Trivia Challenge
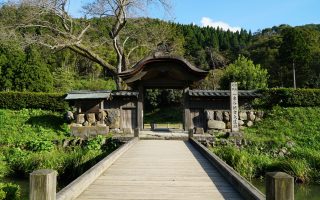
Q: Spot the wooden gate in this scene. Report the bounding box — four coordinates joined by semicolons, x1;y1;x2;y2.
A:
121;108;137;129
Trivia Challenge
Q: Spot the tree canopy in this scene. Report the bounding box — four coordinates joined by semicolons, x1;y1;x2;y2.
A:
219;55;269;90
0;2;319;91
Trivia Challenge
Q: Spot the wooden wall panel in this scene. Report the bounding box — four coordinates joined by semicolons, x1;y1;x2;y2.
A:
121;108;137;129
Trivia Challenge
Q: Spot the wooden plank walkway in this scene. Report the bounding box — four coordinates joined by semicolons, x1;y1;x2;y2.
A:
76;140;243;200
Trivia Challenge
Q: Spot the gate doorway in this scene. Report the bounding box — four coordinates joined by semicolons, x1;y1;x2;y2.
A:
143;89;183;131
119;55;208;131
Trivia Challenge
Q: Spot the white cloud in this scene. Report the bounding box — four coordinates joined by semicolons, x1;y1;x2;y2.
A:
201;17;241;32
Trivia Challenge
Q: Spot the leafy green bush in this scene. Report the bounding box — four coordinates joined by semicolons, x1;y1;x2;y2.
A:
3;147;101;179
0;190;5;200
255;88;320;107
2;138;122;182
0;153;9;178
26;140;54;152
86;135;105;150
213;146;255;180
0;92;68;111
219;55;269;90
0;183;21;200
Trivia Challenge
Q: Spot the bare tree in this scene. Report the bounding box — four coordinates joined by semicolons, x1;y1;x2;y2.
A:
1;0;171;89
205;47;227;69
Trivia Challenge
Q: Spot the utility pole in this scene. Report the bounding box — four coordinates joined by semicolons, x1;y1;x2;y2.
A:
293;61;296;89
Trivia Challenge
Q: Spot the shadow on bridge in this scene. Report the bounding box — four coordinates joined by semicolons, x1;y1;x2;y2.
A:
184;141;243;200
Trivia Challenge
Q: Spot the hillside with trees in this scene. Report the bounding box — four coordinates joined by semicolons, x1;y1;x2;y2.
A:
0;4;319;92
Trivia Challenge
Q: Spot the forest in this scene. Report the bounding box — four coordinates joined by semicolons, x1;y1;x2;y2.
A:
0;5;320;92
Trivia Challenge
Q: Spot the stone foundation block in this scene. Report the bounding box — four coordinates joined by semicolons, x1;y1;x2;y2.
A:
208;120;226;130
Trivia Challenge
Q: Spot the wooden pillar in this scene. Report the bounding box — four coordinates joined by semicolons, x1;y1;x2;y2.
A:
75;102;82;114
183;87;190;131
99;100;105;124
137;84;144;130
266;172;294;200
188;129;194;138
134;128;140;137
30;169;57;200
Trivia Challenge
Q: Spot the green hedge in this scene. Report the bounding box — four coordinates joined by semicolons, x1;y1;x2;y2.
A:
0;183;20;200
0;92;68;111
255;88;320;107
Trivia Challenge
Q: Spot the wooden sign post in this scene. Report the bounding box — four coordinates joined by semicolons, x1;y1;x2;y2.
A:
230;82;239;132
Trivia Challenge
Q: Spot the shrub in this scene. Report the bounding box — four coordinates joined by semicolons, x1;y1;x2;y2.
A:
0;153;9;178
219;55;269;90
26;140;55;152
267;159;311;183
3;138;122;181
0;190;5;200
0;92;68;111
255;88;320;108
213;146;255;180
0;183;21;200
86;135;104;151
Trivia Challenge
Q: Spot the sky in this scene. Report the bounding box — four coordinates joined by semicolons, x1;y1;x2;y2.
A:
68;0;320;32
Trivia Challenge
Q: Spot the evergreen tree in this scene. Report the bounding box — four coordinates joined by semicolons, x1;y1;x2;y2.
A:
14;46;53;92
0;41;25;91
279;27;312;87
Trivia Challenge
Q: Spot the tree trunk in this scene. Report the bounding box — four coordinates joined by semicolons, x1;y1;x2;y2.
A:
115;76;122;90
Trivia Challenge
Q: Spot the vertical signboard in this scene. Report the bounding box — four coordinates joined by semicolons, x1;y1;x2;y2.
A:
230;82;239;132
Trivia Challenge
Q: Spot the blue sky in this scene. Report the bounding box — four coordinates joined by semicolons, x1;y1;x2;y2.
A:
67;0;320;32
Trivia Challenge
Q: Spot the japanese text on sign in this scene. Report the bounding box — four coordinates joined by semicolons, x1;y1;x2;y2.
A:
230;82;239;132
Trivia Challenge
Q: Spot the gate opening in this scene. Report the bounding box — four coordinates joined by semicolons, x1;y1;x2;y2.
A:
144;89;183;131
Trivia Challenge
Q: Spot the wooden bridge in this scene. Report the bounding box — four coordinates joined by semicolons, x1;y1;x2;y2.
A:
76;140;242;200
31;135;296;200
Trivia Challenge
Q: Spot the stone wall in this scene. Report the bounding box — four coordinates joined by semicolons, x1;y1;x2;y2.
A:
71;126;109;139
72;110;121;127
205;110;264;132
69;109;122;138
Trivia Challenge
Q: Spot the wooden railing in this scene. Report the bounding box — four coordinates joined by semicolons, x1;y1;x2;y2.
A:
30;137;139;200
30;137;294;200
189;137;294;200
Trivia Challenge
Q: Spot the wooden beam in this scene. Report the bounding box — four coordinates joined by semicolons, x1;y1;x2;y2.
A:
183;88;191;131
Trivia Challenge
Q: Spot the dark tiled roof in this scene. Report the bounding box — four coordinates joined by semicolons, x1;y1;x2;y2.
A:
188;90;261;97
65;90;139;100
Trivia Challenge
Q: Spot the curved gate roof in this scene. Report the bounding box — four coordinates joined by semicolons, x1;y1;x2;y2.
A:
119;55;208;88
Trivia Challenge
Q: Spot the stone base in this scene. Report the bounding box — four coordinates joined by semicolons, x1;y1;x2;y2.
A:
194;127;204;134
226;131;243;138
71;126;109;139
208;120;226;130
123;128;133;134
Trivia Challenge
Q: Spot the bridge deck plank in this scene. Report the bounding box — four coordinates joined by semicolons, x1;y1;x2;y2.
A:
75;140;243;200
